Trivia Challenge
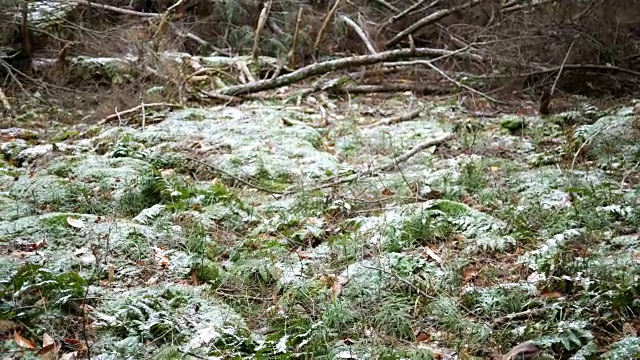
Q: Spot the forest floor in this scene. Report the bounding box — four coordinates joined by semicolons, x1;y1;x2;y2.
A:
1;91;640;359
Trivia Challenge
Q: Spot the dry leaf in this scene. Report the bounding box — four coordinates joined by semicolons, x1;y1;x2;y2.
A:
330;281;342;299
80;304;95;313
415;330;431;342
541;289;562;299
60;351;78;360
62;339;87;353
14;331;35;349
424;247;443;265
296;249;312;259
38;334;60;360
462;268;478;282
160;169;175;177
381;188;395;196
34;239;47;250
66;217;85;229
42;333;55;347
11;251;32;258
153;247;170;267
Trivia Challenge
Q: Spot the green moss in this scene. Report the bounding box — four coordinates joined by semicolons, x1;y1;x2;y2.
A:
51;130;80;142
500;116;526;133
305;133;323;150
432;199;471;217
40;214;77;238
252;168;294;192
184;112;205;121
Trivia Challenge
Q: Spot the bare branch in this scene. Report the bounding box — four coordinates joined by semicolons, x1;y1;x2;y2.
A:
386;0;487;48
218;47;482;96
341;15;378;54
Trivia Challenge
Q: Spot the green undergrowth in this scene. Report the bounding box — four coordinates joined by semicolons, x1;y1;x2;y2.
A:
2;101;640;358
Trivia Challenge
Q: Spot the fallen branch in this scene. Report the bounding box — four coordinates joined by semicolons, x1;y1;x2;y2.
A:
369;0;399;13
96;103;183;126
475;64;640;81
168;23;233;57
282;133;454;194
492;308;548;327
502;0;557;13
363;108;422;128
217;47;481;96
185;157;284;195
71;0;158;17
331;83;450;95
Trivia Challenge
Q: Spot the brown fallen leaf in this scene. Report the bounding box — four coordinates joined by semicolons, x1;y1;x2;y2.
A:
14;331;35;349
462;267;478;282
415;330;430;342
541;289;562;299
153;247;171;268
38;333;60;360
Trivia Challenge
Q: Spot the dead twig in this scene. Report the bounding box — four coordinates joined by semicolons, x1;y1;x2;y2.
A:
252;0;273;60
422;60;510;105
185;157;284;195
332;83;449;95
287;7;304;68
314;0;342;58
549;40;575;99
96;103;183;127
282;133;454;194
383;0;439;30
386;0;487;48
492;308;548;327
360;264;435;299
363;108;422;127
71;0;158;17
340;15;378;54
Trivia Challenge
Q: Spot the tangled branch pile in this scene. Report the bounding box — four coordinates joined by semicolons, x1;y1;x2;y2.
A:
1;0;640;115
